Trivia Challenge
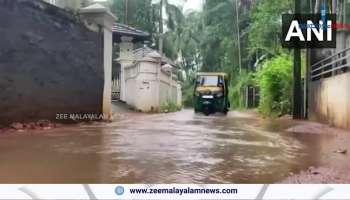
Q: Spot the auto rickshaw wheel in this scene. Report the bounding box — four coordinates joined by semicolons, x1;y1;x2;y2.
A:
194;108;199;113
203;108;210;116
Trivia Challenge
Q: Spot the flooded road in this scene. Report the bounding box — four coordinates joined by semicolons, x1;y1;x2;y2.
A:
0;107;342;183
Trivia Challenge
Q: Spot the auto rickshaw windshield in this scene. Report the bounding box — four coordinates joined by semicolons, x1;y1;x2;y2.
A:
197;75;221;86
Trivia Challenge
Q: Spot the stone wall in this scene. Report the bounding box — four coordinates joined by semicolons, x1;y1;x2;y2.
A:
0;0;104;125
309;72;350;129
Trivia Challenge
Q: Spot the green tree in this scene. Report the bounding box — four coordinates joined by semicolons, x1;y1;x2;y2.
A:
247;0;292;56
111;0;155;34
110;0;185;60
255;54;293;116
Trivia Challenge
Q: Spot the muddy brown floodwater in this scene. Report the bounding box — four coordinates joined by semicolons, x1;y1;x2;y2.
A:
0;107;348;183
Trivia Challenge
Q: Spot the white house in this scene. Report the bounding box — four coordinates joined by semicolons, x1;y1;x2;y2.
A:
112;25;181;112
120;47;182;112
111;23;150;102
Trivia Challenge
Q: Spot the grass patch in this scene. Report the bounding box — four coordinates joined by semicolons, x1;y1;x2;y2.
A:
160;101;182;113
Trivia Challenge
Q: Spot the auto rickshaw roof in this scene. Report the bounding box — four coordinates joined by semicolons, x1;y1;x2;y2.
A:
196;72;228;77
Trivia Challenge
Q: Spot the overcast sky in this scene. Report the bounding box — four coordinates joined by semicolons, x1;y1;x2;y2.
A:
167;0;203;13
95;0;203;14
183;0;203;12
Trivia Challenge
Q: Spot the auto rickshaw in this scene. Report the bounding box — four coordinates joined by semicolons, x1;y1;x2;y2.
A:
193;72;230;115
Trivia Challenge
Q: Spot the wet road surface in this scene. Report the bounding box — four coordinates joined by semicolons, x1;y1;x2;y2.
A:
0;107;343;183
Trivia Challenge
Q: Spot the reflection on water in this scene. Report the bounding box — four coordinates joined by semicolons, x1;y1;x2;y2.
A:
0;109;336;183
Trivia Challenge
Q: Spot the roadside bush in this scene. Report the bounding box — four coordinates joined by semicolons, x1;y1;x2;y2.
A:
228;71;255;109
255;54;292;116
182;85;194;107
160;101;181;113
181;76;196;107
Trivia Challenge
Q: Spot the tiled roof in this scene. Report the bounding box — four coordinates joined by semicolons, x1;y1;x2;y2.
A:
112;23;150;42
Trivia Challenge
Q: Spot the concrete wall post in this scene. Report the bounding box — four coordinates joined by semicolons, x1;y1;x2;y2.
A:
79;4;117;120
119;36;134;102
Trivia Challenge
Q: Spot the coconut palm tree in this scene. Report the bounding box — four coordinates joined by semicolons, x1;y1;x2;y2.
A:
157;0;186;56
